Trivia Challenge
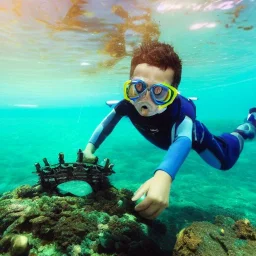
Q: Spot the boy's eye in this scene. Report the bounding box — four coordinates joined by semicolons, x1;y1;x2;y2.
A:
135;82;144;92
153;86;163;95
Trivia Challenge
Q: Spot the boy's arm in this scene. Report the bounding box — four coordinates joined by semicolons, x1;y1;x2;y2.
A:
132;116;193;219
155;116;193;180
83;109;123;161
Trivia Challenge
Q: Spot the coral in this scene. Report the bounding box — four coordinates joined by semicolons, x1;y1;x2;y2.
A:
173;216;256;256
174;227;201;255
1;185;256;255
234;219;256;240
0;185;167;255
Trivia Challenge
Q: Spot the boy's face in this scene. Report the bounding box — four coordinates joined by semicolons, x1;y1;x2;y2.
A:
131;63;175;117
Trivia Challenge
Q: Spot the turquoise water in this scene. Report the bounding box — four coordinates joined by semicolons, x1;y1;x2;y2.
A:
0;0;256;244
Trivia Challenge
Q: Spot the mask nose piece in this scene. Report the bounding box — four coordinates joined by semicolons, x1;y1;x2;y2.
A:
141;88;151;100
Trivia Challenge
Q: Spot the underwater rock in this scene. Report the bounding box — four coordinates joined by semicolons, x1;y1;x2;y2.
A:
234;219;256;240
0;185;168;256
11;235;30;256
173;215;256;256
0;234;30;256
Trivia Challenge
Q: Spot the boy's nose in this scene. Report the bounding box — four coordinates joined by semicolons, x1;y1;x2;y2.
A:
141;89;151;100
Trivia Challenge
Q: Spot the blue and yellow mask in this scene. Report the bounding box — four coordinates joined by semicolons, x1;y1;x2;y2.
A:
123;79;178;109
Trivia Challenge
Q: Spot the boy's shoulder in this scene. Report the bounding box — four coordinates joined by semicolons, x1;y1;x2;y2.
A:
170;95;197;122
113;99;132;116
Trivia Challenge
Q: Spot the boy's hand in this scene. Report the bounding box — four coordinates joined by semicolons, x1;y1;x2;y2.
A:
82;151;97;163
83;143;97;163
132;170;172;220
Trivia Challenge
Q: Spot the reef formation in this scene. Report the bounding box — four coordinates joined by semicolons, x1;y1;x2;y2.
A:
0;185;168;256
0;185;255;255
173;215;256;256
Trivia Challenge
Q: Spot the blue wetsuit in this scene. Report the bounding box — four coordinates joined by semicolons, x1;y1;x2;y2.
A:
88;95;241;180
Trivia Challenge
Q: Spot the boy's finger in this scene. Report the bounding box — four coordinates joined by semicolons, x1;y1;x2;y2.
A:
133;184;143;196
131;192;143;201
132;186;147;201
134;197;152;211
83;156;98;164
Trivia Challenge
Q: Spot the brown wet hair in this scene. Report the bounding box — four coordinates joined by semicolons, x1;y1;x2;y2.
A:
130;41;182;88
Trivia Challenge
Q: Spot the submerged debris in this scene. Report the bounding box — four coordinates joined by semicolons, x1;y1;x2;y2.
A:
238;25;253;31
34;150;115;194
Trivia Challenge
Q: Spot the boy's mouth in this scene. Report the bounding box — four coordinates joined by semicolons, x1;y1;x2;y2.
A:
140;105;149;116
134;101;158;116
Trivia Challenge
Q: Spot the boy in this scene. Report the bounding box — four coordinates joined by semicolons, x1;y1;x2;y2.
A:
83;41;256;220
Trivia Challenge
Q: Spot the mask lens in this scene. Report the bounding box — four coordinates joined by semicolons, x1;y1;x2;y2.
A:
127;81;146;99
127;84;138;98
152;86;170;102
134;82;144;93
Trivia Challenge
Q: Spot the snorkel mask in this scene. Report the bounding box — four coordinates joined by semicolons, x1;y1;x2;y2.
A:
123;79;179;116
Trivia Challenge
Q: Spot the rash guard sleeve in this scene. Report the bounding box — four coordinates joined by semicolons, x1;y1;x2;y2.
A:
89;109;123;148
154;116;193;180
